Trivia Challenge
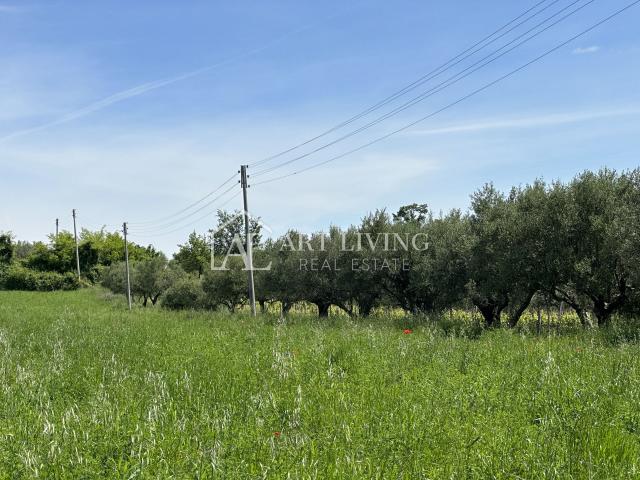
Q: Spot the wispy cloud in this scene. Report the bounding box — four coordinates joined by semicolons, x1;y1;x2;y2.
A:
407;109;640;137
572;46;601;55
0;4;21;13
0;67;216;145
0;9;350;146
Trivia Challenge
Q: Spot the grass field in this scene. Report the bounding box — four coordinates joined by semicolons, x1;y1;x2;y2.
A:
1;290;640;478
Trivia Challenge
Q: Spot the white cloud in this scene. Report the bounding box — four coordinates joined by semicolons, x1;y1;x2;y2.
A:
0;116;442;253
572;46;601;55
407;109;640;137
0;5;22;13
0;13;339;145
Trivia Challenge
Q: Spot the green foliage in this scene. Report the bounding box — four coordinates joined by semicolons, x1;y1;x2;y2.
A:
80;228;158;266
393;202;429;224
0;232;13;265
132;256;179;306
24;233;77;273
21;229;156;285
211;209;262;254
161;276;203;310
0;264;79;291
201;257;247;311
5;168;640;324
253;234;304;315
236;169;640;325
173;210;264;278
12;240;36;260
102;257;182;307
558;169;637;326
101;261;127;295
173;231;209;277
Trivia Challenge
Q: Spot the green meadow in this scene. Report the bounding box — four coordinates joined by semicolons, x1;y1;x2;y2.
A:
1;289;639;479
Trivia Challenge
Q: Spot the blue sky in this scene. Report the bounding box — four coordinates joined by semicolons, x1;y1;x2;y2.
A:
1;0;639;253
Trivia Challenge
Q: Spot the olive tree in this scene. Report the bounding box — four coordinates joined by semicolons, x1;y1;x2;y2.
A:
132;255;179;306
553;170;638;326
201;256;248;312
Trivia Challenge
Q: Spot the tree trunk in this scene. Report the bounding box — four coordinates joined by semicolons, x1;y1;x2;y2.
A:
508;291;535;328
562;301;592;328
593;299;613;327
477;303;501;328
359;301;374;317
337;303;355;317
316;302;330;318
551;289;592;328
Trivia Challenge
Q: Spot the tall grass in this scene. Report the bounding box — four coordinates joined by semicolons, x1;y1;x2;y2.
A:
0;289;639;478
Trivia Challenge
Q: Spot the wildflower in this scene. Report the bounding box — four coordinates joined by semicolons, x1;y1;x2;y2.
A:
273;431;281;438
403;329;413;334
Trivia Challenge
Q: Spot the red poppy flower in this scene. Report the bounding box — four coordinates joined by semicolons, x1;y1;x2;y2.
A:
273;431;281;438
403;329;413;334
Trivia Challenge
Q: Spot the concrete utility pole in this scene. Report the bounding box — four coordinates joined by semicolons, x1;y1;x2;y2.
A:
123;222;132;311
72;209;81;280
240;165;257;317
55;218;59;239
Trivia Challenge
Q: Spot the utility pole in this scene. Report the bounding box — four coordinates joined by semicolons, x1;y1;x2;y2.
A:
55;218;59;239
240;165;257;316
72;209;81;280
123;222;132;311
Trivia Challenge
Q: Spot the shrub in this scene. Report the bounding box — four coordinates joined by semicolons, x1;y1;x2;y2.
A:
0;265;80;291
132;256;178;306
201;258;247;312
101;262;127;294
161;277;203;310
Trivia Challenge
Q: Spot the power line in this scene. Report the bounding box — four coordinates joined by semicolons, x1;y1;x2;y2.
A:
60;0;573;235
128;182;238;233
109;0;568;232
252;0;640;187
73;175;238;233
128;190;242;239
127;172;237;226
251;0;595;178
248;0;561;169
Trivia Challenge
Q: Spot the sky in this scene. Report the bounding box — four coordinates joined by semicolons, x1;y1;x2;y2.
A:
1;0;639;253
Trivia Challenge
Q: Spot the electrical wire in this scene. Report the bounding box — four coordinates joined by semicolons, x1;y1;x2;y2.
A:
65;5;363;233
80;0;568;232
119;0;563;231
251;0;595;178
252;0;640;186
248;0;560;169
127;172;237;226
128;181;238;233
128;190;242;239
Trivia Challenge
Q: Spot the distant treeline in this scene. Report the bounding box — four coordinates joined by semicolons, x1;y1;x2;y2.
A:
3;168;639;328
101;168;639;328
0;229;158;291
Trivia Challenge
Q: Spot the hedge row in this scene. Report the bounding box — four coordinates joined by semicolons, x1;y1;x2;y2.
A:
0;265;80;292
